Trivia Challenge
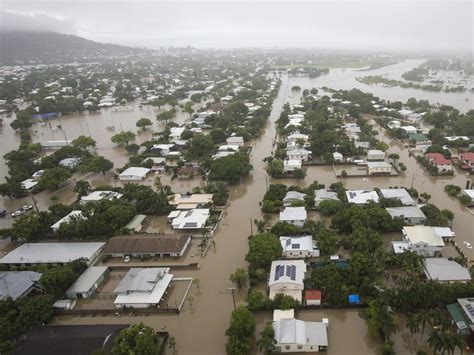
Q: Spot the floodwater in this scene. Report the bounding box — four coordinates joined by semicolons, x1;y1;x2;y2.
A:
292;59;473;113
2;60;473;354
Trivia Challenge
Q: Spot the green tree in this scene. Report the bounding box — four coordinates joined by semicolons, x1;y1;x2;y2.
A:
38;167;71;189
209;154;252;183
246;233;282;269
225;306;256;355
247;289;269;311
365;298;397;341
8;212;53;242
112;323;160;355
318;199;344;216
183;101;194;117
71;135;96;151
229;268;249;289
111;131;136;146
210;129;227;144
78;156;114;175
420;192;431;203
74;180;92;198
156;109;175;123
40;265;76;298
136;117;152;129
0;179;26;199
189;135;215;159
273;293;299;310
388;153;400;163
257;323;276;354
314;229;339;255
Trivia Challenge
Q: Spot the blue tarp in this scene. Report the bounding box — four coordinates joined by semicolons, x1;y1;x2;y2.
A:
32;112;59;120
348;294;360;304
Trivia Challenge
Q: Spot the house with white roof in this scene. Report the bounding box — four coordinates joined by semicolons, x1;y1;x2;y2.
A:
385;207;427;225
268;260;306;303
280;236;319;259
51;210;85;232
284;159;302;172
168;193;213;210
213;151;236;160
151;144;175;156
279;207;307;227
424;258;471;283
403;226;445;257
346;190;380;205
366;161;392;175
379;188;416;206
387;120;401;129
462;190;474;206
0;242;105;266
400;126;418;135
332;152;343;162
283;191;306;207
226;136;244;147
114;268;173;308
367;150;385;161
169;127;185;140
287;148;311;161
218;145;240;152
273;316;328;353
119;167;151;181
168;209;210;229
66;266;109;299
21;178;38;191
80;191;123;204
314;189;339;208
59;157;81;169
287;133;309;145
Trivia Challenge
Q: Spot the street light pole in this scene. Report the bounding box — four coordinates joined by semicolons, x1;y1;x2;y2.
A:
228;287;236;310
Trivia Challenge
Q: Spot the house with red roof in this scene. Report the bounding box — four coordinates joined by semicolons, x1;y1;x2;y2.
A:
425;153;453;172
459;152;474;171
305;290;322;306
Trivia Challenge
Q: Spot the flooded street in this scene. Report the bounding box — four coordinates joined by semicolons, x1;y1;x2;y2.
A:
2;63;473;354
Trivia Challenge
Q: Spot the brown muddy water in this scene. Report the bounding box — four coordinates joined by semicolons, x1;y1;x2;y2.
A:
1;65;473;354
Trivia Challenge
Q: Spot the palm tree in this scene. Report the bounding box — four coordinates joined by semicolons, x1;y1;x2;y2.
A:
427;330;446;354
257;323;276;354
406;314;420;335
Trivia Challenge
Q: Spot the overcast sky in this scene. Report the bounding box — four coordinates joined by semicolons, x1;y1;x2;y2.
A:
1;0;472;52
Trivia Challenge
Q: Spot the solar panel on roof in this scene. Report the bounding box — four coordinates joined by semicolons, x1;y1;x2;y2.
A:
286;239;291;246
274;265;281;281
183;222;198;228
292;244;300;249
349;192;356;199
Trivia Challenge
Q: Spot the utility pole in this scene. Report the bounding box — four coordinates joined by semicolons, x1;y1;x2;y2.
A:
411;170;417;189
228;287;236;310
30;194;39;213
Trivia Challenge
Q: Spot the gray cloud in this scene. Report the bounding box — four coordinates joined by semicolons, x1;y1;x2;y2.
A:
1;1;472;52
0;11;77;34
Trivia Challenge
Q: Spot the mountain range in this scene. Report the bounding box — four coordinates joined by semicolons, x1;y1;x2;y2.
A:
0;31;146;65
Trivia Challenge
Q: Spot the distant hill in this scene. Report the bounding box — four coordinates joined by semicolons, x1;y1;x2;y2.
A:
0;31;146;65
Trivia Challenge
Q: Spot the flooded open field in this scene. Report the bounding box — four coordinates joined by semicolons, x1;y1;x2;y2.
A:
2;60;473;354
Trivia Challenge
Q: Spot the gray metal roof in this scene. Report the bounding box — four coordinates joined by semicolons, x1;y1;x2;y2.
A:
114;268;170;294
66;266;108;294
0;271;42;301
385;206;426;219
424;258;472;282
